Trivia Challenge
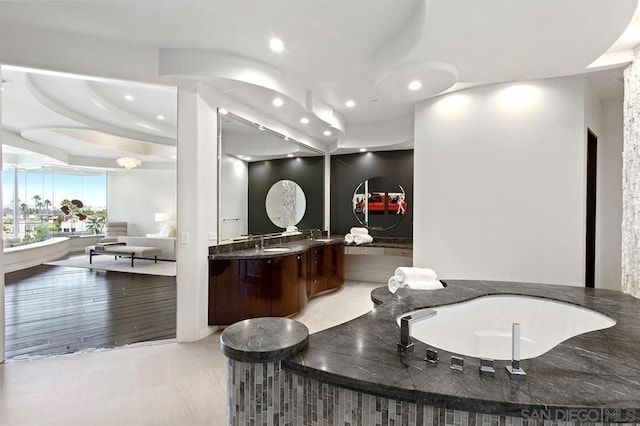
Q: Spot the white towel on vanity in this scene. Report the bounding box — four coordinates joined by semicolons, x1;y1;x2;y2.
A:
405;280;444;290
350;227;369;235
344;233;355;244
394;267;438;284
354;234;373;245
388;276;402;294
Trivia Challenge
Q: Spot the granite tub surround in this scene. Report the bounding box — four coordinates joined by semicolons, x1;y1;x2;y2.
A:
284;281;640;422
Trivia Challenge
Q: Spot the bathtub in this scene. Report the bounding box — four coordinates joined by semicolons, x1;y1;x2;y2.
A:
398;294;616;360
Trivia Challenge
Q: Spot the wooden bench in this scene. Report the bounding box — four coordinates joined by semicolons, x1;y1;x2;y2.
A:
87;245;162;267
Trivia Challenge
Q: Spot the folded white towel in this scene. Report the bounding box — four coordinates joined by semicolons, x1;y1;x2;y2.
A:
405;280;444;290
350;227;369;235
286;225;298;232
394;267;438;284
354;234;373;245
388;276;401;294
344;233;354;244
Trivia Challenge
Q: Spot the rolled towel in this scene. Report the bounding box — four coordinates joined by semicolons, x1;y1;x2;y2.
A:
354;234;373;245
344;233;355;244
286;225;298;232
388;276;401;294
394;267;437;284
405;280;444;290
350;227;369;235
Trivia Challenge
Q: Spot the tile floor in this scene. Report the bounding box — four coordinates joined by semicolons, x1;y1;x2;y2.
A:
0;281;380;426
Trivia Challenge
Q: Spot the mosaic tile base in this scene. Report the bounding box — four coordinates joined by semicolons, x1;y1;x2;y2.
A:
227;359;635;426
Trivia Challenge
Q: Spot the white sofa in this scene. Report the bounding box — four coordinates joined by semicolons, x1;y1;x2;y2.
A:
116;236;176;261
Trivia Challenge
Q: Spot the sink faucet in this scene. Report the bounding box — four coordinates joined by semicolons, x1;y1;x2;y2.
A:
309;229;315;240
260;235;265;249
397;309;437;353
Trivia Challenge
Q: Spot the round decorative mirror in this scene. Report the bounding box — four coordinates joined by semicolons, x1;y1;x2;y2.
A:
265;180;306;228
353;177;406;231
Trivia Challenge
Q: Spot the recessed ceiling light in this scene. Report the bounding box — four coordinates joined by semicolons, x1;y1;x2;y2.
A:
272;97;284;107
284;136;290;141
258;125;265;131
300;117;309;124
408;81;422;91
156;115;165;121
270;38;284;53
287;154;294;158
323;130;332;136
124;94;134;101
359;148;367;152
345;100;355;108
219;108;228;115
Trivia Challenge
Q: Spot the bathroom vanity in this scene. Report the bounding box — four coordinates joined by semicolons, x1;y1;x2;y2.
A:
208;238;343;325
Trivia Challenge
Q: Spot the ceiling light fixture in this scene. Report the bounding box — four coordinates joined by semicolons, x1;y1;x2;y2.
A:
287;154;294;158
258;125;265;131
124;94;134;101
270;38;284;52
359;148;367;152
300;117;309;124
323;130;332;136
346;100;355;108
219;108;228;115
273;97;284;107
116;157;142;169
156;115;165;120
408;80;422;91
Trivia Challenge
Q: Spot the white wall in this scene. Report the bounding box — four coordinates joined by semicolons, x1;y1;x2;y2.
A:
219;152;248;242
598;97;624;290
108;169;177;236
414;77;587;286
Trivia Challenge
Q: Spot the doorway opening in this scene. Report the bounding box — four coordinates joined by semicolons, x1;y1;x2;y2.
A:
585;129;597;288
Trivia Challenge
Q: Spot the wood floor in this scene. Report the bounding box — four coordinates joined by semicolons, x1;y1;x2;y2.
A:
4;259;176;360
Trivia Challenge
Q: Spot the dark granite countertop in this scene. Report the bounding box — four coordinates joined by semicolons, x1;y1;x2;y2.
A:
209;237;343;260
284;280;640;419
209;236;413;260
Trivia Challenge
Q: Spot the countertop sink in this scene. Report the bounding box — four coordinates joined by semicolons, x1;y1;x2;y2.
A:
262;247;293;252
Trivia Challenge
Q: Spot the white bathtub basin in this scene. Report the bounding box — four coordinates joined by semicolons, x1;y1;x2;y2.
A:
398;295;616;360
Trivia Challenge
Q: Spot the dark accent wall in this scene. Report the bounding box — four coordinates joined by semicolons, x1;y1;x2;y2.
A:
330;150;413;238
248;156;324;235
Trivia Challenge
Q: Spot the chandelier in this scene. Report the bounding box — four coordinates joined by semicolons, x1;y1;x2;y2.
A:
116;157;142;169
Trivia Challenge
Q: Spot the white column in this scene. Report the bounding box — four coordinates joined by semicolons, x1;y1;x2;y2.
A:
0;71;5;362
622;49;640;298
175;83;218;341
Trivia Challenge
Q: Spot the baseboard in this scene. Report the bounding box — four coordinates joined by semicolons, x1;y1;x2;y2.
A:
200;326;218;339
343;270;390;284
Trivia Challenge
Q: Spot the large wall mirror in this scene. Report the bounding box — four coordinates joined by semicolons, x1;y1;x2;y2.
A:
217;111;324;243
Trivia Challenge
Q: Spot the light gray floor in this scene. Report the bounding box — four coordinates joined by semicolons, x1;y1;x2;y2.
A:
0;281;380;426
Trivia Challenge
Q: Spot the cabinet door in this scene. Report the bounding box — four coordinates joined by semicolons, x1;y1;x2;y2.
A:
237;258;273;320
271;255;299;317
209;259;240;325
308;246;327;297
326;243;344;291
297;251;309;310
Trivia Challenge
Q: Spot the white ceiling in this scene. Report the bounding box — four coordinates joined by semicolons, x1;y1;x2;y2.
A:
0;0;638;168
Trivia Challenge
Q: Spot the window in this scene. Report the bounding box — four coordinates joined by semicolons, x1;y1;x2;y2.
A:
2;165;107;248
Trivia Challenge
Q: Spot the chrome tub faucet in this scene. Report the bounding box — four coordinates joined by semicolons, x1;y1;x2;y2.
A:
397;309;437;353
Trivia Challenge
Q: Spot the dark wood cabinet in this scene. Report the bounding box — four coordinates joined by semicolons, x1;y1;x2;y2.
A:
271;255;299;317
208;242;344;326
308;246;327;298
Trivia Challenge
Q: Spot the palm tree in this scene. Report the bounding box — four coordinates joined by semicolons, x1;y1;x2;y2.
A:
32;195;42;214
44;199;52;214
